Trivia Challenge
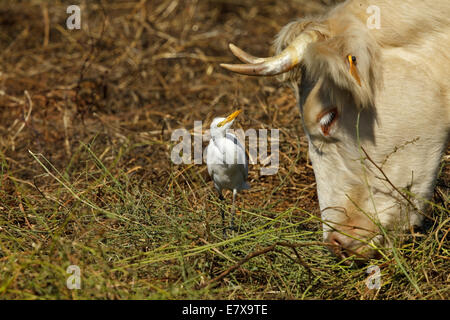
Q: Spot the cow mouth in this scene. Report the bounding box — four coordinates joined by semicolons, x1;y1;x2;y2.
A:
330;242;381;265
326;232;384;265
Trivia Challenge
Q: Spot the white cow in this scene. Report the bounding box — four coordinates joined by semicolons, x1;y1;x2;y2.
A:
221;0;450;261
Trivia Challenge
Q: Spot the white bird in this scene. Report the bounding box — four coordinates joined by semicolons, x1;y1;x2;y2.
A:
206;109;250;234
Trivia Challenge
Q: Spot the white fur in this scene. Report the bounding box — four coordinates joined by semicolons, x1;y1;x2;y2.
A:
273;0;450;256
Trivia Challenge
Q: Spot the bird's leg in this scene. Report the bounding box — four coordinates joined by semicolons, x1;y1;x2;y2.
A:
231;189;237;231
218;193;226;237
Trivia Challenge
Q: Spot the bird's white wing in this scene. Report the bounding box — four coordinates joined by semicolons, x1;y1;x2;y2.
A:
206;140;217;178
225;132;249;183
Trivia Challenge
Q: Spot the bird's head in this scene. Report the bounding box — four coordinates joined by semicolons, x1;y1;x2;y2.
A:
210;110;242;137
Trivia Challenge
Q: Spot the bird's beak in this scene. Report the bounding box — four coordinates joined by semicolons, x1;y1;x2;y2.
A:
217;109;242;127
347;55;361;87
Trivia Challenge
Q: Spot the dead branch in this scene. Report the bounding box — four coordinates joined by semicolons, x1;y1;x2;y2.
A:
200;241;332;288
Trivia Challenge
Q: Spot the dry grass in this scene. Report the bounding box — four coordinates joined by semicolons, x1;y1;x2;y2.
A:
0;0;448;299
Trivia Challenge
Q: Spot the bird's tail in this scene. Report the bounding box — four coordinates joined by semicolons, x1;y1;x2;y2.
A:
242;182;251;190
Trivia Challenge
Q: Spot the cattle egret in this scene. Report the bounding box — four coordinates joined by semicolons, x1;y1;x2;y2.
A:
206;109;250;234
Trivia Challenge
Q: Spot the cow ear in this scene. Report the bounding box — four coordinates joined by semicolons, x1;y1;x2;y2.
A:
303;22;382;109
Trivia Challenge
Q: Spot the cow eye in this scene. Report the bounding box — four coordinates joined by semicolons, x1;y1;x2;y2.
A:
318;108;338;136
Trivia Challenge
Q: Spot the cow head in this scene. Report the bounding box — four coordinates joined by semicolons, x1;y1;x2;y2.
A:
221;7;449;262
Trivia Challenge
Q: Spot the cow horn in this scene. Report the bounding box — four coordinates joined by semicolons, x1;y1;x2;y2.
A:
228;43;266;64
221;31;320;76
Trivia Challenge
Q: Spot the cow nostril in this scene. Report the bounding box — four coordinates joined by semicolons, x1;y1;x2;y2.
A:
327;232;343;247
327;232;353;259
330;237;342;247
327;232;344;256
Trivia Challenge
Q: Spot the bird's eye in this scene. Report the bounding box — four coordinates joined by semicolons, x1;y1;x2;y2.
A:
317;108;338;136
352;55;356;63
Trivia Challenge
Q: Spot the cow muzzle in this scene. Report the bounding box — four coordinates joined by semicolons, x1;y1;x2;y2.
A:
325;230;382;264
